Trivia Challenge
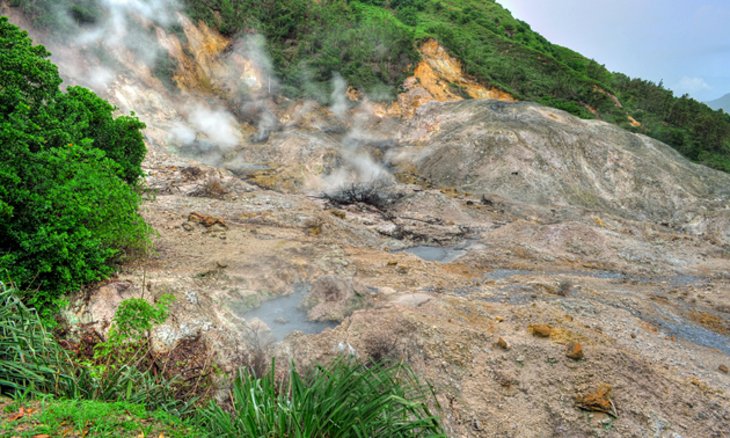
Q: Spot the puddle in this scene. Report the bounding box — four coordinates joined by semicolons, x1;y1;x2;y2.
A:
485;269;536;280
396;241;477;263
400;246;466;262
236;285;335;342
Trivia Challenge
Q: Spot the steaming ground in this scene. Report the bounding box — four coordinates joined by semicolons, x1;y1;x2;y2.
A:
9;0;392;193
5;4;730;437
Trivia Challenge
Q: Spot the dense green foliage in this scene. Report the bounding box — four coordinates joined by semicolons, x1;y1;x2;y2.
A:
0;17;148;314
0;285;200;435
198;359;445;437
185;0;417;99
8;0;100;30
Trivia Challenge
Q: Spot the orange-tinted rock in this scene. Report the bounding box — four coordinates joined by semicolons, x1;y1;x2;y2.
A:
566;342;584;360
395;39;515;118
496;337;510;350
188;211;227;228
576;383;616;416
719;364;729;374
529;324;552;338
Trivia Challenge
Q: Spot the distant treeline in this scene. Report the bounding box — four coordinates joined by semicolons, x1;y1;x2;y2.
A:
10;0;730;172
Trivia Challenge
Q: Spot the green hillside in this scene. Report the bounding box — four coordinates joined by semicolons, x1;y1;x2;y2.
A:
9;0;730;172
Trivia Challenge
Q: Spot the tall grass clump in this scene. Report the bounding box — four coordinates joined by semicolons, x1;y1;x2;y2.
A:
0;284;188;414
0;283;77;396
198;358;445;437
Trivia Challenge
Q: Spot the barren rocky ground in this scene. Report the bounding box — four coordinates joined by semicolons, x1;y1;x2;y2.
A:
71;98;730;437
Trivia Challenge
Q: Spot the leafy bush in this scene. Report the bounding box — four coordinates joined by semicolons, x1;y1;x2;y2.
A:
197;358;445;437
0;17;149;315
94;294;175;364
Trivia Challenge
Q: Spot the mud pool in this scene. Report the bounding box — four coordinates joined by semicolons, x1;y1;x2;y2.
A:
238;285;336;342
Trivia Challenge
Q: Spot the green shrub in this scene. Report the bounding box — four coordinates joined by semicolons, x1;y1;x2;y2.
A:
94;294;175;364
0;17;149;315
197;358;445;437
52;87;147;185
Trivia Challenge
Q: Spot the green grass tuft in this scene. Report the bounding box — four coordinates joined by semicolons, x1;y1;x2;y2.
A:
198;358;446;437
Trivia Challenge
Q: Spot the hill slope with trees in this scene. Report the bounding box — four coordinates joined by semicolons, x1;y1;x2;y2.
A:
183;0;730;172
8;0;730;172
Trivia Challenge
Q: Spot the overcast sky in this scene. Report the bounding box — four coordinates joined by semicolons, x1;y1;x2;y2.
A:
496;0;730;102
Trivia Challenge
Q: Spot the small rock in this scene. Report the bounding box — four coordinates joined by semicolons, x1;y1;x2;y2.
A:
576;383;616;417
188;211;227;228
306;223;322;236
495;337;510;350
392;293;431;308
182;222;194;232
516;356;525;364
630;332;637;339
530;324;552;337
184;291;199;305
566;342;584;360
480;196;494;206
719;364;729;374
330;209;346;219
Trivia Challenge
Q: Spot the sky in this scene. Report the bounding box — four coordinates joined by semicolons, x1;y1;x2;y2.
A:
496;0;730;102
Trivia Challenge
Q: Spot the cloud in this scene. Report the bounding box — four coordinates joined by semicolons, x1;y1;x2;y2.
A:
676;76;711;95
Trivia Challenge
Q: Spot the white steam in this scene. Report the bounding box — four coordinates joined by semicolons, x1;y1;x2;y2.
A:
186;103;242;151
231;34;280;142
14;0;397;188
330;73;349;121
321;76;394;191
